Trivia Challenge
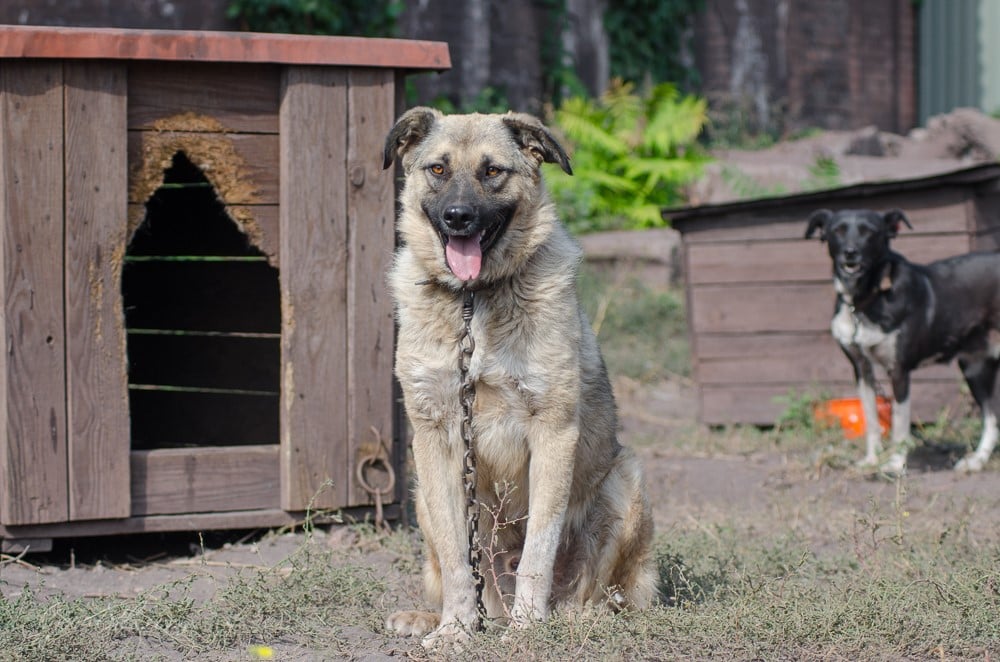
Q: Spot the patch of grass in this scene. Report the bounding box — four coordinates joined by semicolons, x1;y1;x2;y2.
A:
453;519;999;660
577;265;689;382
0;532;389;660
802;154;842;191
1;481;997;660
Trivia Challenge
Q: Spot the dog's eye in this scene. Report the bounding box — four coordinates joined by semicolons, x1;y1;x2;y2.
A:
429;164;446;176
485;166;502;178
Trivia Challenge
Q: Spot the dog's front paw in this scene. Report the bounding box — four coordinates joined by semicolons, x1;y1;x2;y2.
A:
510;600;547;628
954;453;986;473
878;453;907;479
385;610;440;638
422;620;473;652
856;454;880;470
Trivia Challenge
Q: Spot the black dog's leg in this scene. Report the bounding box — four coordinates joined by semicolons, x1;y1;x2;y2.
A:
845;348;883;467
881;370;911;476
956;357;1000;472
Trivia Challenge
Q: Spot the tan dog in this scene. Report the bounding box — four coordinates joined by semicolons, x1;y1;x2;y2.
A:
381;107;656;648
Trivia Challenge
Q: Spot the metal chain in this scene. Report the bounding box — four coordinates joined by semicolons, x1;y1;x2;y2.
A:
457;288;486;627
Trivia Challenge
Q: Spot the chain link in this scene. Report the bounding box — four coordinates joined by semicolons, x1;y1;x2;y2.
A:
457;288;486;627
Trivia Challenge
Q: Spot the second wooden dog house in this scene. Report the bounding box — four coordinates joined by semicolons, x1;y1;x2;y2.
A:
0;26;449;550
668;164;1000;425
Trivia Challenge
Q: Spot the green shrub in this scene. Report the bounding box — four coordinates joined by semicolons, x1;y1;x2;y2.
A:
544;80;709;233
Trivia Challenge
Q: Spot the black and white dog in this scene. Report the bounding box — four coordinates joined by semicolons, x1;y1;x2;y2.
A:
806;208;1000;475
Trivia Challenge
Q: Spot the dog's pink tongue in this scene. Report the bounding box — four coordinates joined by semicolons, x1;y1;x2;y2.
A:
445;235;482;281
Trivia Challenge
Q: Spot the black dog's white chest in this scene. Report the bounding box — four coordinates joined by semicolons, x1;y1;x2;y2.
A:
831;303;899;367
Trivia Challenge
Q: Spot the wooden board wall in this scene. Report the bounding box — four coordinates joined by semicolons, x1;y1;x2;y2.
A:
0;62;69;525
64;62;131;521
278;67;398;512
126;62;281;260
0;59;400;526
279;67;351;512
345;69;396;508
677;188;994;425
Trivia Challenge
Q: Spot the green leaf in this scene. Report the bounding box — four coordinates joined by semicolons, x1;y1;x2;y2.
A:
547;79;712;234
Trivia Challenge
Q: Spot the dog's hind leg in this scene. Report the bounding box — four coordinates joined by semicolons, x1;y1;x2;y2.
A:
955;357;1000;472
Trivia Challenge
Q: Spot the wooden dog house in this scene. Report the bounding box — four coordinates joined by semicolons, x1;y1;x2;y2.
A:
668;164;1000;425
0;26;449;550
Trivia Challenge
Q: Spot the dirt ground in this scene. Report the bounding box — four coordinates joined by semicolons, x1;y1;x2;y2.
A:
692;107;1000;205
2;374;998;660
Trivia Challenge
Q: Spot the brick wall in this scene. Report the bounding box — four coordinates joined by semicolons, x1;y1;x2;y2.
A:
1;0;235;30
694;0;917;134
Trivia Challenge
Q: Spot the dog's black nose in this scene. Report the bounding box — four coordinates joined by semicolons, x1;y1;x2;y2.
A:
442;205;477;232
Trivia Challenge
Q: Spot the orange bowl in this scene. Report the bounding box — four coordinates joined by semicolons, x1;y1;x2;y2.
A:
813;396;891;439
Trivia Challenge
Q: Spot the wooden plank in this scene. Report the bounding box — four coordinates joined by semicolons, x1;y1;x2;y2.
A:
279;67;349;511
130;446;280;516
0;61;68;525
690;283;833;334
346;69;397;508
128;389;279;450
677;192;969;243
0;504;399;540
127;333;280;391
127;131;279;205
687;233;971;285
64;62;131;521
122;260;281;333
699;377;971;426
128;62;280;133
0;25;451;71
696;333;956;384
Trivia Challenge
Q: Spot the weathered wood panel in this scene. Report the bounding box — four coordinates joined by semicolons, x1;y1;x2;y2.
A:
128;62;280;133
346;69;396;508
279;67;349;511
696;332;957;385
700;377;970;425
229;204;279;267
64;62;131;522
686;233;971;285
971;194;1000;250
0;504;398;540
127;131;279;204
130;446;280;515
0;62;69;525
675;192;969;243
690;283;832;334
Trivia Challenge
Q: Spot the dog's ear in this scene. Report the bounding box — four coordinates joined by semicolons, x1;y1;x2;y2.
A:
883;208;912;237
502;112;573;175
382;107;441;170
805;209;833;241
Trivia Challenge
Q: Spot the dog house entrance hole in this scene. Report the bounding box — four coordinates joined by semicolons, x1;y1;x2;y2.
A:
123;152;280;450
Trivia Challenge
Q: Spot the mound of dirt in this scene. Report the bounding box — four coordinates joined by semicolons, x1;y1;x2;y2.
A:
691;107;1000;205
